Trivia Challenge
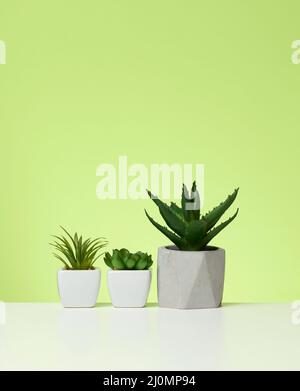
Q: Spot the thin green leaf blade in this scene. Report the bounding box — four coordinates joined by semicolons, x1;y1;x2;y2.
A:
198;208;239;249
147;190;186;236
203;188;239;230
145;209;186;249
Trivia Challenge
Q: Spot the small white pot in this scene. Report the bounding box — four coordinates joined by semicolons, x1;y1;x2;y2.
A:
107;270;151;308
57;269;101;308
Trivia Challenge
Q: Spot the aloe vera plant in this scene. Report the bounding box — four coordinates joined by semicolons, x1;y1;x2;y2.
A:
104;248;153;270
50;226;107;270
145;182;239;251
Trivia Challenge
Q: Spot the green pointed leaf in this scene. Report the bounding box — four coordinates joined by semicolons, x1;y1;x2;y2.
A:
198;208;239;249
111;257;126;270
146;255;153;268
181;182;200;221
125;257;136;269
136;257;147;270
51;241;77;268
60;226;76;249
185;220;207;245
145;209;186;249
147;259;153;268
170;202;184;220
190;181;200;220
119;248;130;261
181;184;190;221
111;250;126;270
203;188;239;230
52;235;76;262
147;190;186;236
52;253;70;269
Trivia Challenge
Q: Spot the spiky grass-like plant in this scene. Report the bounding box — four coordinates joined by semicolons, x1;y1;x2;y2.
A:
50;226;107;270
145;182;239;251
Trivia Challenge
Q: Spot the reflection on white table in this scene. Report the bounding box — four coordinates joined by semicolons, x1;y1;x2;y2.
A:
0;303;299;370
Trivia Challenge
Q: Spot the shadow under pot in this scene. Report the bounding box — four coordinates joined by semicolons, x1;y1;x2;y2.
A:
107;270;151;308
57;269;101;308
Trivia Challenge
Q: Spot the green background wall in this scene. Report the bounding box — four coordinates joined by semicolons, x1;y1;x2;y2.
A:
0;0;299;302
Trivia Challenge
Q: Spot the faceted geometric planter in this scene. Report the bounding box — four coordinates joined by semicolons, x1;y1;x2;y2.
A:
157;246;225;309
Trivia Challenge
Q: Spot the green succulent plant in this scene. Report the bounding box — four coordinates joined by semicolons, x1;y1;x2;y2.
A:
104;248;153;270
50;226;107;270
145;182;239;251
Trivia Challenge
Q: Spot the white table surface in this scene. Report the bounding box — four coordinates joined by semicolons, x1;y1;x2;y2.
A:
0;303;299;371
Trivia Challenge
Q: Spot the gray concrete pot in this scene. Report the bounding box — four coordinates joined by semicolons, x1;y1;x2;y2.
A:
157;246;225;309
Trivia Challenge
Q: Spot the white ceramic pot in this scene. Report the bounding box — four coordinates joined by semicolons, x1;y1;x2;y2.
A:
107;270;151;308
57;269;101;308
157;246;225;309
